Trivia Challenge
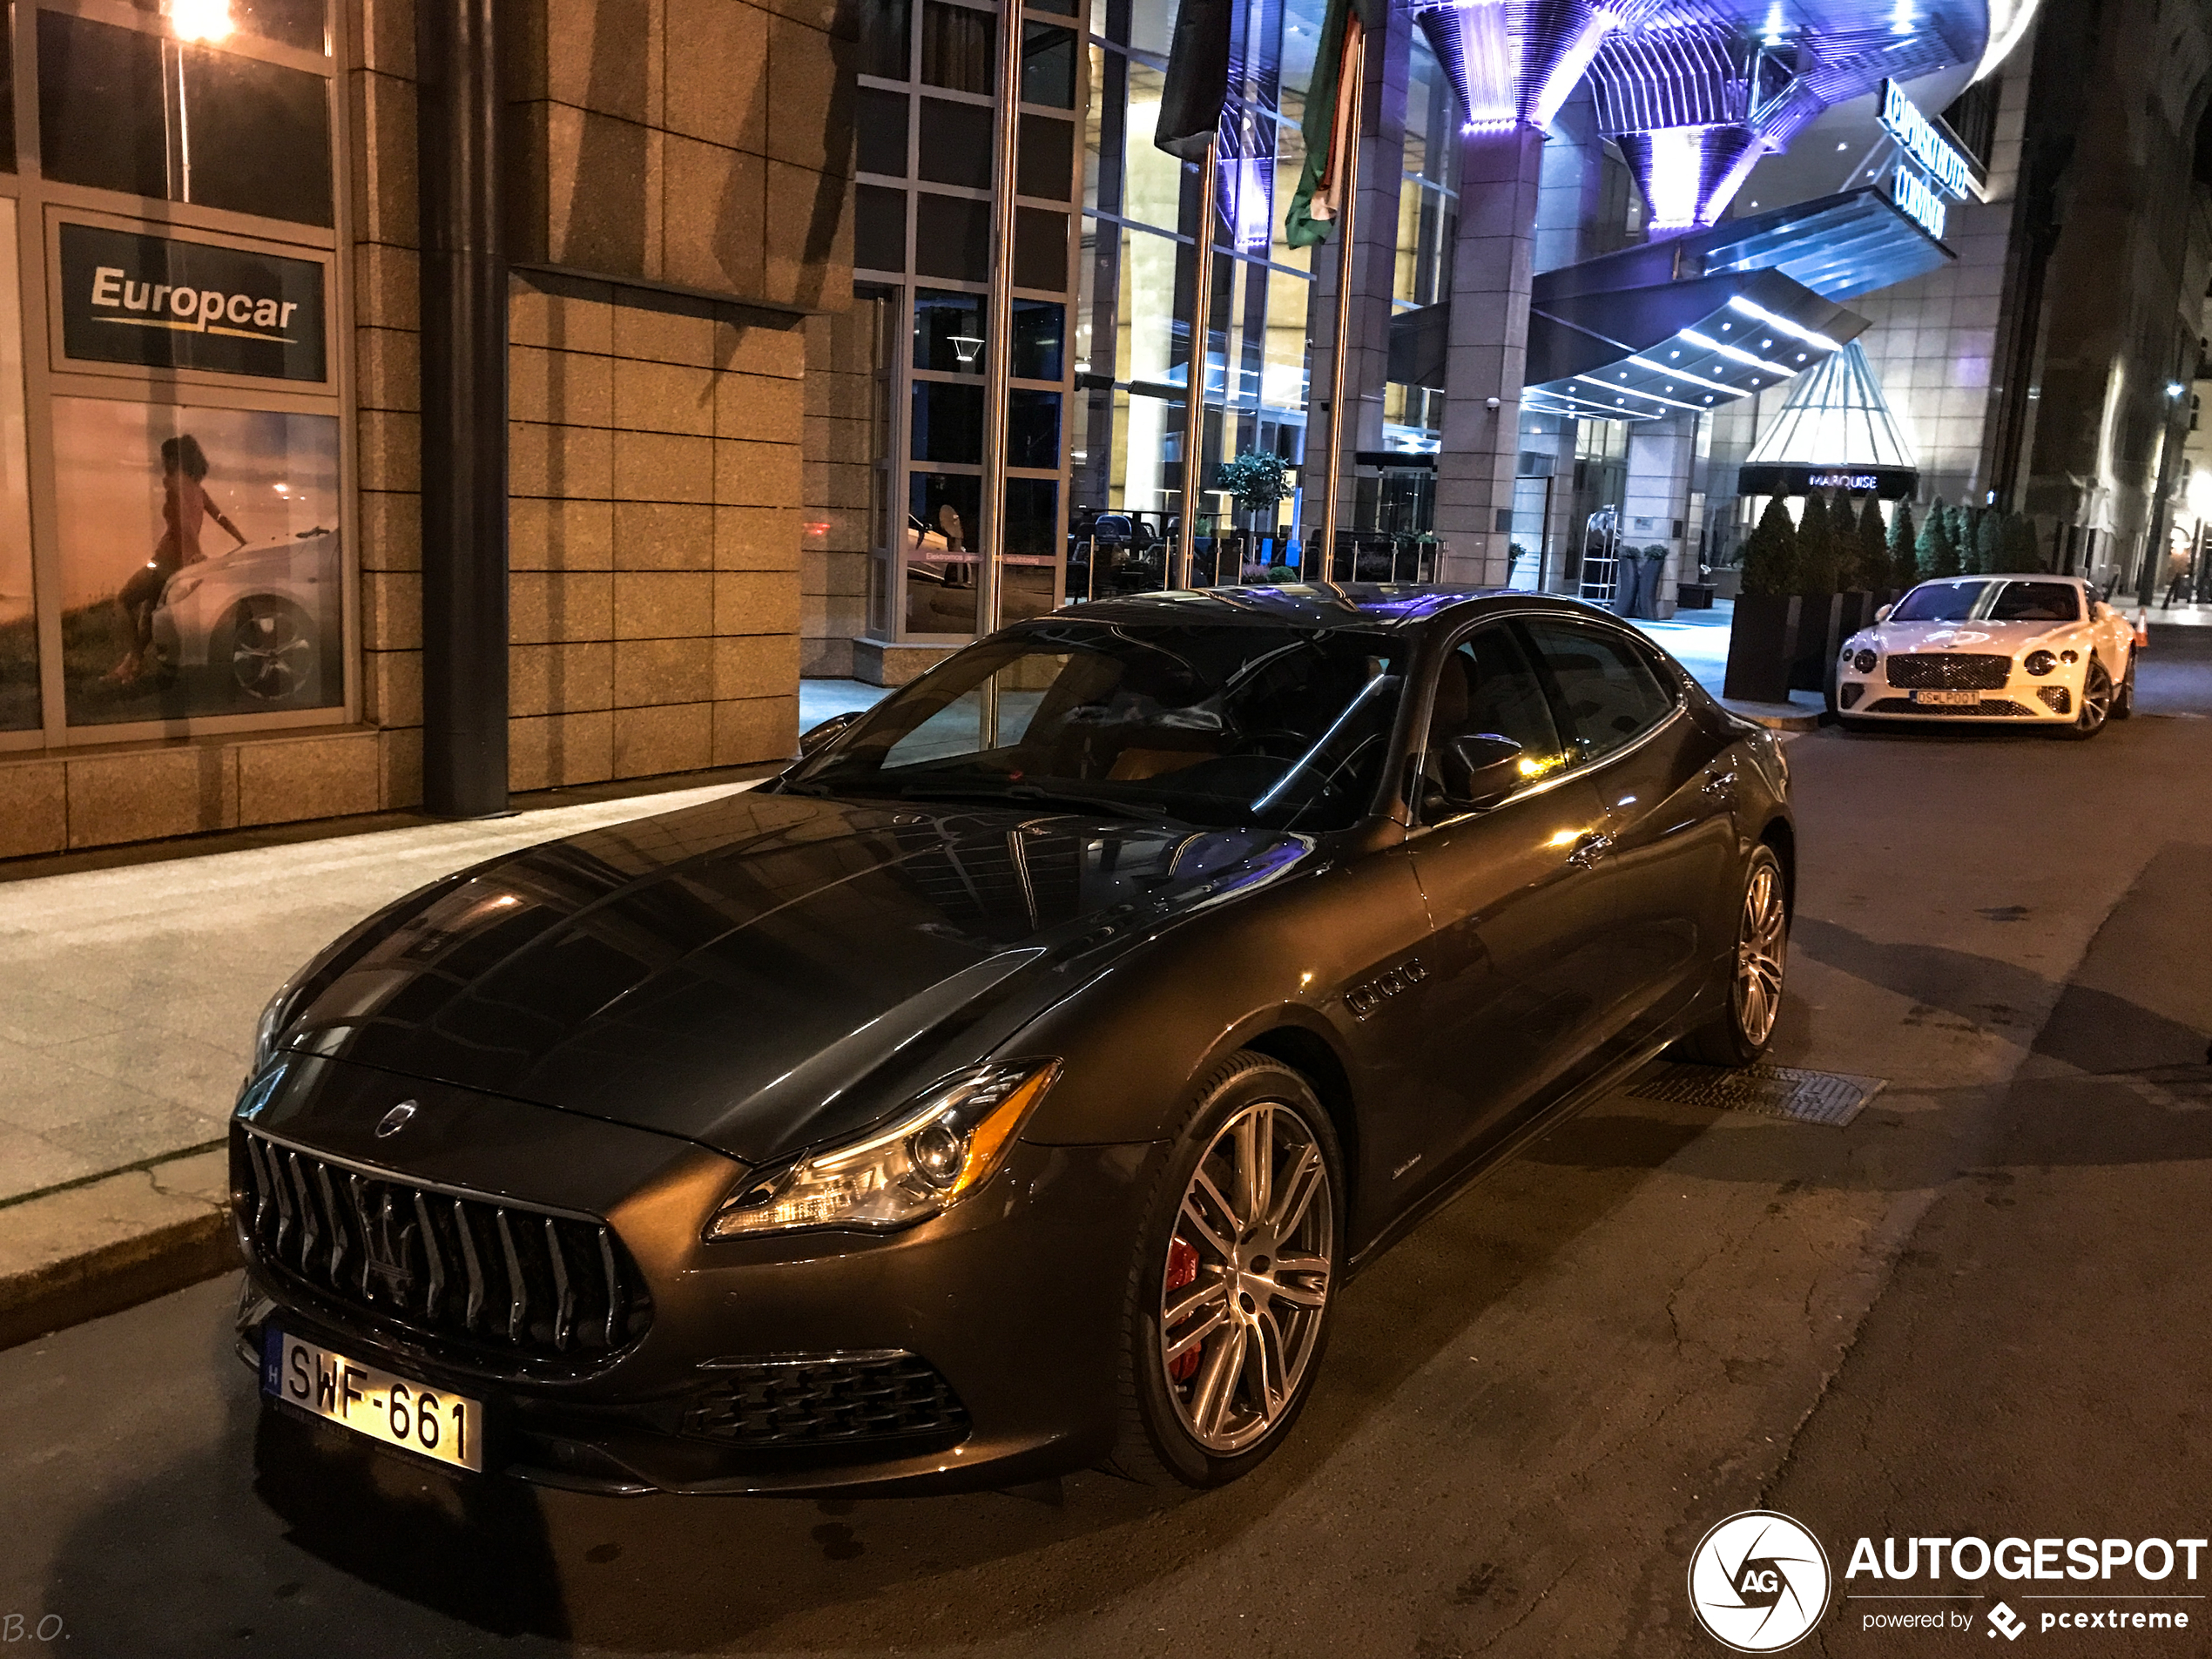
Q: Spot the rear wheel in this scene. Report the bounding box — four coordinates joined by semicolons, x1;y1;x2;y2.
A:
1677;845;1789;1067
2054;659;2113;740
1111;1053;1343;1487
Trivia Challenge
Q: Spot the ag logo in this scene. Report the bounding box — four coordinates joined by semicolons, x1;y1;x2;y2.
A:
1687;1510;1831;1652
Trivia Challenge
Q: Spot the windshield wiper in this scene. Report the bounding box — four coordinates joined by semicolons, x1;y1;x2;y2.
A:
893;782;1176;822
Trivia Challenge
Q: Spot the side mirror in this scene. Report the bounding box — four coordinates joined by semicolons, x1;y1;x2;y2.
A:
1874;604;1892;622
798;711;860;757
1438;733;1526;813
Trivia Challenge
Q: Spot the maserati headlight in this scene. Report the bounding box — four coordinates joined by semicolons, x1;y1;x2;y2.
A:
706;1060;1062;1238
250;964;314;1076
163;570;204;607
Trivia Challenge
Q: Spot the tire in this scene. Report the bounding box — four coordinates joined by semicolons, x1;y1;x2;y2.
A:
2111;649;2136;719
214;597;319;706
1676;844;1790;1068
1109;1051;1345;1487
2054;658;2113;741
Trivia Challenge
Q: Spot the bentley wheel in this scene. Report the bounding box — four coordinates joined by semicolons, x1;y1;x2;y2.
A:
1677;844;1790;1067
2056;659;2113;741
1114;1051;1342;1486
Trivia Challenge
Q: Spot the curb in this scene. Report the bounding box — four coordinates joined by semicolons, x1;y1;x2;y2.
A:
1719;697;1826;732
0;1149;238;1352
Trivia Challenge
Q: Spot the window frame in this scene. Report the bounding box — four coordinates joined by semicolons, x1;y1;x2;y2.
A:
0;0;355;753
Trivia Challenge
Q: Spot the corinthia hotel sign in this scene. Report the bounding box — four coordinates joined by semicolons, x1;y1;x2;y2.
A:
57;222;327;382
1879;79;1973;244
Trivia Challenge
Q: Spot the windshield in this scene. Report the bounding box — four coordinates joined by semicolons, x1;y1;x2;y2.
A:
786;621;1406;831
1891;580;1991;622
1892;579;2080;624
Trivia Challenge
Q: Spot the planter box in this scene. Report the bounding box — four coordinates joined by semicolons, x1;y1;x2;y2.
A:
1723;593;1801;704
1790;591;1844;692
1676;583;1716;610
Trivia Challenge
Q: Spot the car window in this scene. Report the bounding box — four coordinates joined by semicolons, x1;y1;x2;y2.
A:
1892;580;1991;622
792;622;1407;832
1519;617;1678;763
1423;624;1568;804
1987;581;2080;623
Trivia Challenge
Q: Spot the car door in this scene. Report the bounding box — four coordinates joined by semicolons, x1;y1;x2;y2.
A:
1519;615;1737;1055
1393;621;1616;1193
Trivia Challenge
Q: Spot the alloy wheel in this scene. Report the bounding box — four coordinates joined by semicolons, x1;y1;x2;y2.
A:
1732;859;1788;1049
2080;662;2113;729
231;600;314;702
1159;1100;1334;1455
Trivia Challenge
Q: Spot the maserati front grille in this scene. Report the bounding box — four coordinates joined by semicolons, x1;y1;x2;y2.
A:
233;1127;651;1363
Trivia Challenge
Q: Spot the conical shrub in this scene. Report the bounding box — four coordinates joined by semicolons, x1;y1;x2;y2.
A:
1919;496;1959;577
1797;493;1837;595
1854;496;1889;589
1888;500;1919;590
1742;495;1799;597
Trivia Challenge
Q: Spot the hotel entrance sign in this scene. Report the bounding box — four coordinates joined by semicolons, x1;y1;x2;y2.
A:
1879;79;1973;243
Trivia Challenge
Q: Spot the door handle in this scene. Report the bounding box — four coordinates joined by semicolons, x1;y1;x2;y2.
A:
1565;830;1613;869
1701;767;1737;797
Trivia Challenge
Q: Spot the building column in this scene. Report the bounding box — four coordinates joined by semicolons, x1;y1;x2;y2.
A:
1301;7;1410;556
1622;415;1698;617
1435;126;1545;586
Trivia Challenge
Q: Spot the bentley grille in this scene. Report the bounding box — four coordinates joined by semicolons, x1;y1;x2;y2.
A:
233;1127;651;1362
1884;653;2012;690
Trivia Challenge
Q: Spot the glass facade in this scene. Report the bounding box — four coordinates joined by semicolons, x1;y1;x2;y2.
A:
0;0;347;750
855;0;1082;640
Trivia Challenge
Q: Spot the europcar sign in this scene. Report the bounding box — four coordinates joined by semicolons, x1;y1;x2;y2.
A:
57;223;327;382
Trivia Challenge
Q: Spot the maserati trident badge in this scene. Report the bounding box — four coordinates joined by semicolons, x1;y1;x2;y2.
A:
374;1099;420;1137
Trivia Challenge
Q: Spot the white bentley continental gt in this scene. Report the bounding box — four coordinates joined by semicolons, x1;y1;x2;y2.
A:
1832;575;2139;738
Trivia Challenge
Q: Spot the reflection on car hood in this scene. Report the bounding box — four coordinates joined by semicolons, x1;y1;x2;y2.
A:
1866;619;2080;652
279;788;1312;1163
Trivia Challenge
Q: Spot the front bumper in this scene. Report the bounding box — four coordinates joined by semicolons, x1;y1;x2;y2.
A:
233;1055;1163;1495
1835;672;2077;721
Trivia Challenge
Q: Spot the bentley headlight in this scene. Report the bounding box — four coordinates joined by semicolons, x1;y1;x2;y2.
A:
2024;650;2058;677
1852;649;1878;674
706;1060;1062;1238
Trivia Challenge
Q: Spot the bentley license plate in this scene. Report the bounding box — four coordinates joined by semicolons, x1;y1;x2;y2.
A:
1912;689;1980;706
263;1329;483;1472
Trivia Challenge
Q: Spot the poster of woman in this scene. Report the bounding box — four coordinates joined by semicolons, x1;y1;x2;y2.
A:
54;399;342;727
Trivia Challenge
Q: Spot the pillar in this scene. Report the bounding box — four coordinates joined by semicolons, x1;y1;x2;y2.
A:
1435;126;1546;586
1622;415;1698;617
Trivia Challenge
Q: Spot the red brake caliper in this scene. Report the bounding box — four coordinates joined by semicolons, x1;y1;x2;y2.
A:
1164;1237;1202;1381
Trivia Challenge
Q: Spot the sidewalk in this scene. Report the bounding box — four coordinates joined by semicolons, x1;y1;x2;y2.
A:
0;777;757;1346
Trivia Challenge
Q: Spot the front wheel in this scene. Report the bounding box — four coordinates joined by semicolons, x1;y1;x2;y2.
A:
1112;1053;1343;1487
1676;844;1790;1067
2054;658;2113;740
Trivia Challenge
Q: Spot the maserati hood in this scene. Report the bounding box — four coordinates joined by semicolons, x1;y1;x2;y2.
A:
271;787;1312;1164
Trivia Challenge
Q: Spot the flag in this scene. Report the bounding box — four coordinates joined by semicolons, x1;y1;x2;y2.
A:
1155;0;1235;159
1284;0;1368;247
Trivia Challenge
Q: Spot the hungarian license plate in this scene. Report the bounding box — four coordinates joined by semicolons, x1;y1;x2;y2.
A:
1912;689;1981;706
263;1328;483;1472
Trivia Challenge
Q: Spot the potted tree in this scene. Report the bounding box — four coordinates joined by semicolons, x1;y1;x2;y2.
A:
1887;499;1919;597
1216;451;1293;583
1791;493;1842;692
1724;496;1802;704
1837;493;1887;652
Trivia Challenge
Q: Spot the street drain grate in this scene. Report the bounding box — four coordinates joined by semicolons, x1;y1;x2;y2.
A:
1626;1063;1887;1127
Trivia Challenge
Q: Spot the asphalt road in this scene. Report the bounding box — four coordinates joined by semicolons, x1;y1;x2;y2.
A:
4;632;2209;1659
